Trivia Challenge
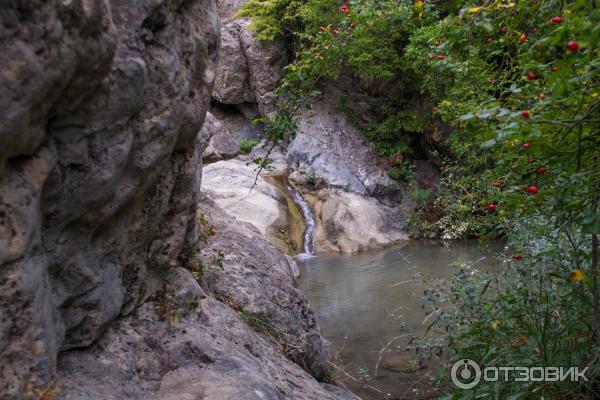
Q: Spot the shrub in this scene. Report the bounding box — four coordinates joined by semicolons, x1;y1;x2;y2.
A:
239;139;259;154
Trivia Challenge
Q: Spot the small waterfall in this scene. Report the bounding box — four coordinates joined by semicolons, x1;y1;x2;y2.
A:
287;184;316;258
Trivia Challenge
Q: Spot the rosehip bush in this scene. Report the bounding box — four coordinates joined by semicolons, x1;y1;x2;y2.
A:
241;0;600;398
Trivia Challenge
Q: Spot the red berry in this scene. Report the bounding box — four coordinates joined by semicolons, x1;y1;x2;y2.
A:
339;5;349;13
319;26;327;31
538;93;546;100
526;185;539;194
536;166;546;175
521;143;531;150
428;53;435;60
519;33;527;42
492;180;501;188
527;73;537;80
567;41;579;52
438;55;446;60
513;254;523;261
522;110;530;119
551;66;560;72
486;204;497;213
551;16;562;24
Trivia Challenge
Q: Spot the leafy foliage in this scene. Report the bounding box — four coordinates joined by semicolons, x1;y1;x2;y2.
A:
239;139;259;154
241;0;600;398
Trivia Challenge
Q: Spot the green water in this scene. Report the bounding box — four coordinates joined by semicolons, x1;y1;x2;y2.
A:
298;240;504;399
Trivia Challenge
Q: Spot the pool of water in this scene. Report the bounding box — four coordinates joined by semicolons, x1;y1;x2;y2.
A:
298;240;504;400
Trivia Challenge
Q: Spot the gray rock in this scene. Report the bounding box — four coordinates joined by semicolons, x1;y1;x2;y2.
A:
237;19;287;116
211;104;264;141
286;86;403;203
199;197;333;380
202;112;241;162
212;23;255;104
307;188;408;253
57;268;358;400
201;159;287;236
212;19;286;116
0;0;219;396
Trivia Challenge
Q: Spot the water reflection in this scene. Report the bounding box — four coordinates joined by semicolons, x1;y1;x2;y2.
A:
298;240;503;399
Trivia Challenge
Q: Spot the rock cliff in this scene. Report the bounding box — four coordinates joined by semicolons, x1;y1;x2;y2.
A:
0;0;219;396
1;1;358;399
56;198;358;399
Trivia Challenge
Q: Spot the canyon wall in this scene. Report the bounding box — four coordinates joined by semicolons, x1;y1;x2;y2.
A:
0;0;219;396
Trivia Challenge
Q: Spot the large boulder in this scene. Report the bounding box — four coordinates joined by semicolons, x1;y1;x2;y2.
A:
211;18;286;116
199;197;332;379
201;159;286;236
0;0;219;396
202;112;241;162
57;267;359;400
307;188;408;253
211;23;255;105
286;87;403;203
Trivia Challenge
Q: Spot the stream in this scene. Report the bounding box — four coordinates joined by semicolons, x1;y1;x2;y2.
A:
298;240;503;400
287;183;316;257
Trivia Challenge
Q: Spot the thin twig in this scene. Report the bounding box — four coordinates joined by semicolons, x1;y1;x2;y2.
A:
327;361;388;398
249;141;277;194
399;361;444;399
374;334;412;377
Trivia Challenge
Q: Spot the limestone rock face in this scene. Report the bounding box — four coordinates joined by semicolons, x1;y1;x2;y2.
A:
57;268;359;400
308;188;408;253
211;23;255;105
212;19;286;116
201;159;286;236
0;0;219;396
286;87;403;203
199;197;333;379
202;112;241;162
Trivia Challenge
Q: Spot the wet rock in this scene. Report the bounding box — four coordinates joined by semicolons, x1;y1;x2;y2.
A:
0;0;219;396
307;188;408;253
201;159;286;236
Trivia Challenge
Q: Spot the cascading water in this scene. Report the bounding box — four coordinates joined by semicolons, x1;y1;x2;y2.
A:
287;184;316;258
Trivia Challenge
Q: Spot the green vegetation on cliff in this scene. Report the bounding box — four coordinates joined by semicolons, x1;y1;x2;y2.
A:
240;0;600;398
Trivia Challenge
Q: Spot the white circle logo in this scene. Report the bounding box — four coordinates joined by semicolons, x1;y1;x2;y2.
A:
451;359;481;389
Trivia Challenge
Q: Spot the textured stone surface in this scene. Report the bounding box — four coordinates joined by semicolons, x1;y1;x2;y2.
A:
56;194;358;399
202;112;241;162
286;87;403;203
211;22;255;104
306;188;408;253
201;159;286;236
198;197;333;380
0;0;219;396
212;18;286;116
